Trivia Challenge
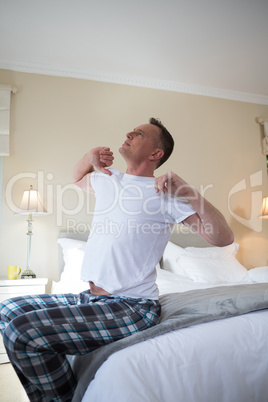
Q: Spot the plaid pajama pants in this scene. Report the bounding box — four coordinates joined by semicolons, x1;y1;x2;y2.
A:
0;290;161;402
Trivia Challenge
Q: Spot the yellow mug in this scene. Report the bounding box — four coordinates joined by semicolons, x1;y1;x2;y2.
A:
7;265;21;280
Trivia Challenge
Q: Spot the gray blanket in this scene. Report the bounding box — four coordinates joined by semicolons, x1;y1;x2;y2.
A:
72;283;268;402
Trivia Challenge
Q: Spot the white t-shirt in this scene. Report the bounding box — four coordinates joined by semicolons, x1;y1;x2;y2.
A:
81;169;195;299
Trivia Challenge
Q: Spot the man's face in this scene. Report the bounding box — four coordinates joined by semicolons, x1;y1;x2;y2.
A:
119;124;161;164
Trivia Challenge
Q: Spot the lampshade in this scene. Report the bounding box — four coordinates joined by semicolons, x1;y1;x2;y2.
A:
258;196;268;219
17;185;47;215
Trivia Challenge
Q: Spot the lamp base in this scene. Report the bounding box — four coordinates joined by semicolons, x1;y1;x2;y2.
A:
21;269;36;279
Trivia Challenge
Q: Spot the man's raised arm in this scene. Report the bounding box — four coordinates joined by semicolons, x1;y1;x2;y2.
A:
155;171;234;247
73;147;114;193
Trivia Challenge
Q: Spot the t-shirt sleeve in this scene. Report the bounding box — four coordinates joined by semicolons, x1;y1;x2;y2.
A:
166;195;196;223
89;170;99;192
90;169;115;192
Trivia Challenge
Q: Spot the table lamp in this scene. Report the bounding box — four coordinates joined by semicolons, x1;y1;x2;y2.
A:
17;185;47;278
258;196;268;219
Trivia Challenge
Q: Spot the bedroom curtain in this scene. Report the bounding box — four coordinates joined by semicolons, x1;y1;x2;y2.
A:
0;84;16;231
264;122;268;170
0;84;16;156
263;122;268;154
0;155;3;230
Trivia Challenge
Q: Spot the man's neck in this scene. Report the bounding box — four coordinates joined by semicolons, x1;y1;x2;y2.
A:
125;164;155;177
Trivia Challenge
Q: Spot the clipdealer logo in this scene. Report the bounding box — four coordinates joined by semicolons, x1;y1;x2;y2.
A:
227;170;263;232
5;170;265;232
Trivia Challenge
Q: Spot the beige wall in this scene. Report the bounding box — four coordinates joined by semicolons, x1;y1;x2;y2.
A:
1;69;268;288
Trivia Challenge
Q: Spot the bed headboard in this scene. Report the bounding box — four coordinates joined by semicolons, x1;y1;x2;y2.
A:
59;231;90;241
169;228;211;248
59;228;210;248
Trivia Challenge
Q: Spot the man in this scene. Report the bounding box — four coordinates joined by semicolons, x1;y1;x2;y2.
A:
0;118;233;401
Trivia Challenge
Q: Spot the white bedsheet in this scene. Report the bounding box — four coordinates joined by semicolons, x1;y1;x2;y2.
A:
82;309;268;402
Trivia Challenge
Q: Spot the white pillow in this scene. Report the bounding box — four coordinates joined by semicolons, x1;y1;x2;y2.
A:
162;241;184;273
175;254;248;283
58;238;86;277
162;241;247;283
248;266;268;283
162;241;238;273
183;243;239;258
52;238;88;293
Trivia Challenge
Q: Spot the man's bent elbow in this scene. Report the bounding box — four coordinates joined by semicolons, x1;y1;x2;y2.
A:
224;230;235;246
214;229;234;247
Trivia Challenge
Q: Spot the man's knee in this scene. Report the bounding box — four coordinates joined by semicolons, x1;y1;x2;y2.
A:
3;313;33;355
0;298;19;332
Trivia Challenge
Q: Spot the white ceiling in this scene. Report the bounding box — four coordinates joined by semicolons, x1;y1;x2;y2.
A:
1;0;268;104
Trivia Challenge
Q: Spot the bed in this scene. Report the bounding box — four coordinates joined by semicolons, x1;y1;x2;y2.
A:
53;231;268;402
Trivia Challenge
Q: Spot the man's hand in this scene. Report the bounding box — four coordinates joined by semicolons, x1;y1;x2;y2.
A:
155;171;194;198
73;146;114;193
89;147;114;175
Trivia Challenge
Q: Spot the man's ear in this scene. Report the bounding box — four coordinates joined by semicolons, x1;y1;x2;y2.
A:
149;148;164;162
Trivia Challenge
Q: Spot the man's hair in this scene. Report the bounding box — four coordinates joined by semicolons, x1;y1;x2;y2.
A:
149;117;174;168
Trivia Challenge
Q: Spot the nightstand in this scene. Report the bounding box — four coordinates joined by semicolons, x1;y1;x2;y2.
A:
0;278;48;364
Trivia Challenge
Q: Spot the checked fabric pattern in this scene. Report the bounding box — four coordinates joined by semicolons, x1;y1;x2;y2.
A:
0;290;160;401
